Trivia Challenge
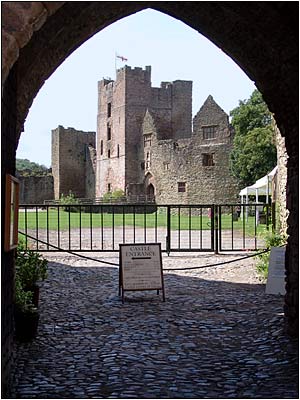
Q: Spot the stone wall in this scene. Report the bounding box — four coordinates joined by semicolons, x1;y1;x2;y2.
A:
52;126;96;199
124;66;152;187
275;124;288;235
171;80;193;139
147;95;238;204
96;71;128;197
85;145;97;199
1;66;17;397
18;175;54;204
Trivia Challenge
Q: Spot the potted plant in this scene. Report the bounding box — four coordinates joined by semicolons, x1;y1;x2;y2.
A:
14;277;39;342
15;245;48;307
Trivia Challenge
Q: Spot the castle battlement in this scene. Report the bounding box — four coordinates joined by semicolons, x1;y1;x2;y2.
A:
115;65;151;83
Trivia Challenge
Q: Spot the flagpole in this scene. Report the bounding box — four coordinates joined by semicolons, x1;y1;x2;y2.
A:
115;53;127;79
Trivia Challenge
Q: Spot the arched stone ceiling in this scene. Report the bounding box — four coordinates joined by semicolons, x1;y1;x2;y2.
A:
2;2;298;145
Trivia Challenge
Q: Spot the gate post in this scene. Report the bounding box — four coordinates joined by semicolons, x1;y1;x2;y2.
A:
166;206;171;256
214;205;219;254
266;203;270;231
271;201;276;232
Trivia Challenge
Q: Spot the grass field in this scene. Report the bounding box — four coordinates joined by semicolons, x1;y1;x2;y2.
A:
18;208;268;236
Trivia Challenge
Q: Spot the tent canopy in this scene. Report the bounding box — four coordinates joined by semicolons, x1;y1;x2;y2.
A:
239;166;278;197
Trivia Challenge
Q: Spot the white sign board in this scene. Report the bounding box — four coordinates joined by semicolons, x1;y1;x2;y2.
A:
265;247;286;295
119;243;165;302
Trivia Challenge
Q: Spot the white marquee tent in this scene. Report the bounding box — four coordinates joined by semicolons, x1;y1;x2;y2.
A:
239;166;278;202
239;166;278;221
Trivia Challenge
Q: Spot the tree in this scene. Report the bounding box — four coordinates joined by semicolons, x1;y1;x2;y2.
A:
16;158;49;176
230;90;277;187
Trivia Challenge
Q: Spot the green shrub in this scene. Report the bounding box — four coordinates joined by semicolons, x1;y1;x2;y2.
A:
59;191;80;212
15;244;48;290
256;232;287;279
17;235;27;250
102;189;125;203
15;277;37;314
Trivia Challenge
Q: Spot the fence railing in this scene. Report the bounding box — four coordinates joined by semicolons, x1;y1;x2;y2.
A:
217;203;272;251
43;194;156;206
18;203;273;253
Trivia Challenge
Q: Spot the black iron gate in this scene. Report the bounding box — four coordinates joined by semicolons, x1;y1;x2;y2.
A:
18;203;272;253
166;205;215;253
217;203;272;252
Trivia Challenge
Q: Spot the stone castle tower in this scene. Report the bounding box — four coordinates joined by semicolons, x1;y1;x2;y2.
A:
52;125;96;199
96;65;239;204
96;65;192;198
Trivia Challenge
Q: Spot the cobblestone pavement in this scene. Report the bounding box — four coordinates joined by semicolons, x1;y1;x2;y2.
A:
11;252;298;399
25;226;265;253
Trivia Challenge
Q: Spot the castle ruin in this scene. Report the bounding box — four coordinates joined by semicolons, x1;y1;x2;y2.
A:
51;126;96;199
21;65;240;204
96;65;239;204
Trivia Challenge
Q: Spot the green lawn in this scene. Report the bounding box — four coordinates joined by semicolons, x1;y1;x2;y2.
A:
18;209;268;236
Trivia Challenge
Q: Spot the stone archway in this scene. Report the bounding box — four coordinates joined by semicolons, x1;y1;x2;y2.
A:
2;2;298;395
144;172;155;201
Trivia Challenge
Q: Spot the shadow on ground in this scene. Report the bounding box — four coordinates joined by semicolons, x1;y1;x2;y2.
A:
11;260;298;399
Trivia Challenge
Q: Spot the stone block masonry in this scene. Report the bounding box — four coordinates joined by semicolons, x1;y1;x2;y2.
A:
275;123;288;235
18;175;54;204
52;126;96;200
147;94;239;205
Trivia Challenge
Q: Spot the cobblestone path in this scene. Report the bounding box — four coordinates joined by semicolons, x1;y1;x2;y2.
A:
11;253;298;398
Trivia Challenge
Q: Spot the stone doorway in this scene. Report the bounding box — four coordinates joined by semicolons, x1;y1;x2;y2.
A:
146;183;155;202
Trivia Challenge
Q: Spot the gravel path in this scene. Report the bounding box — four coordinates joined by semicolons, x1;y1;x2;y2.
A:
11;252;298;398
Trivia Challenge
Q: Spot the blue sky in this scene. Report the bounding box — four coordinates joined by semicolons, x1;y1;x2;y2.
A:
16;9;256;168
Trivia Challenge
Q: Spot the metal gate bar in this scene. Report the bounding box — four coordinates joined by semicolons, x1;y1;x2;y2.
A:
218;203;271;252
18;203;271;253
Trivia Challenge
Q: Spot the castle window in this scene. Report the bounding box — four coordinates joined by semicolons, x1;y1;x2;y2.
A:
202;153;215;166
178;182;186;193
100;140;103;155
117;145;120;158
144;134;152;147
107;183;111;192
146;152;151;169
203;125;217;139
164;162;170;171
107;103;111;118
108;149;111;158
107;125;111;141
